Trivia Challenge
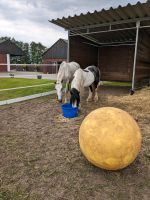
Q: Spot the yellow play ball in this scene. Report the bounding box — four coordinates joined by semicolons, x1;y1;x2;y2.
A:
79;107;141;170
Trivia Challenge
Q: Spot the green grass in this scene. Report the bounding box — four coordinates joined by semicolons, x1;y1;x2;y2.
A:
0;78;131;101
0;78;55;101
102;81;131;87
0;84;55;101
0;78;54;89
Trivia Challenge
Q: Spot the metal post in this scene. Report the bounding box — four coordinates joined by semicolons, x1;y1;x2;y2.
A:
67;30;70;62
7;54;10;72
131;21;140;95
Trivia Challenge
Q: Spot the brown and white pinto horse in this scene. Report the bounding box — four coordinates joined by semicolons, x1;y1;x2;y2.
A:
70;65;101;107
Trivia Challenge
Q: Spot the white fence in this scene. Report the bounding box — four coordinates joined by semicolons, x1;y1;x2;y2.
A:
0;63;59;74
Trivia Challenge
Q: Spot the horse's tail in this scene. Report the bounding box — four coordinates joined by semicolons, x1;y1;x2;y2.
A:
98;67;101;80
97;67;103;86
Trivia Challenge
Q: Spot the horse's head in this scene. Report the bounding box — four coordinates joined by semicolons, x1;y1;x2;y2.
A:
70;88;80;108
55;82;63;103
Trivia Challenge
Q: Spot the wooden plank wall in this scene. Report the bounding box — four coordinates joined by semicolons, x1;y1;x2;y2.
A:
98;45;135;81
69;36;98;68
136;29;150;84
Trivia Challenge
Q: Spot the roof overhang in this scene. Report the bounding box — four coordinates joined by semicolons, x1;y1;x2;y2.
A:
49;1;150;45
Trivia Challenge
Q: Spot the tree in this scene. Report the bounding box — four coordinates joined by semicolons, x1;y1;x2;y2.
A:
30;42;47;64
0;36;47;64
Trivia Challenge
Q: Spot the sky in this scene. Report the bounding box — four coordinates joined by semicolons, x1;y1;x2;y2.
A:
0;0;147;47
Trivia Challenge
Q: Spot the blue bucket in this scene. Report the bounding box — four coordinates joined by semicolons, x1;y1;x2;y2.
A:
61;103;78;118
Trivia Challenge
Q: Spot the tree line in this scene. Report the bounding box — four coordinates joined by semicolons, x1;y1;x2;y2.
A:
0;36;47;64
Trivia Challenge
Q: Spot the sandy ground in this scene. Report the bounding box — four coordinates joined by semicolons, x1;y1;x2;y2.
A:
0;86;150;200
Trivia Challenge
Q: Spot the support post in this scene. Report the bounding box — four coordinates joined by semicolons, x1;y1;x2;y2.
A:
131;21;140;95
7;54;10;72
67;30;70;62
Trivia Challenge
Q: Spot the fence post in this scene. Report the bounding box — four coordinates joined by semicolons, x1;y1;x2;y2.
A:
7;54;10;72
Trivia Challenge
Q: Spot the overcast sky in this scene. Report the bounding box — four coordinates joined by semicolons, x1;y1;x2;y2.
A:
0;0;147;47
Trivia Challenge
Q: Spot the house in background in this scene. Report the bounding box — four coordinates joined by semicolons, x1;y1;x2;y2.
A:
0;39;24;72
42;38;68;73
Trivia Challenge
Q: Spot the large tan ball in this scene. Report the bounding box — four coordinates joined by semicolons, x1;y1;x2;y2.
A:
79;107;141;170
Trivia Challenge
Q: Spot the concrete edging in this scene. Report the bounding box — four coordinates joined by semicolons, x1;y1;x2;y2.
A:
0;91;56;106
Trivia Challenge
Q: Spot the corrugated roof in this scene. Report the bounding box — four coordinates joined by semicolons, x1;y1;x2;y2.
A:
62;39;68;43
50;1;150;30
42;38;68;59
49;1;150;45
0;40;24;56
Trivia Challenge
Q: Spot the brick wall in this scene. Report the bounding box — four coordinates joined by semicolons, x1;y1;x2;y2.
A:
0;54;7;72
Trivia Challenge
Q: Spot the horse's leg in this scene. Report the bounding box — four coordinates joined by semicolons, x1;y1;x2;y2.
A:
64;80;69;103
94;83;99;102
87;86;93;102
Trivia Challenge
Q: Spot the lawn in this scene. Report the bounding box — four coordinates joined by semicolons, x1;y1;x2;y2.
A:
0;78;55;101
102;81;131;87
0;78;131;101
0;78;54;89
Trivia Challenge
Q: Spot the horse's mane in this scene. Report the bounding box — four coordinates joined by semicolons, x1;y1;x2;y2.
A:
72;68;84;92
83;69;89;73
59;61;66;70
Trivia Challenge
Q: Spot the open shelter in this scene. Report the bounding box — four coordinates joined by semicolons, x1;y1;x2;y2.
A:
50;1;150;93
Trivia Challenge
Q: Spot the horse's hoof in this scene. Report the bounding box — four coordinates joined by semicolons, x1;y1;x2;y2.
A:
86;98;92;102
